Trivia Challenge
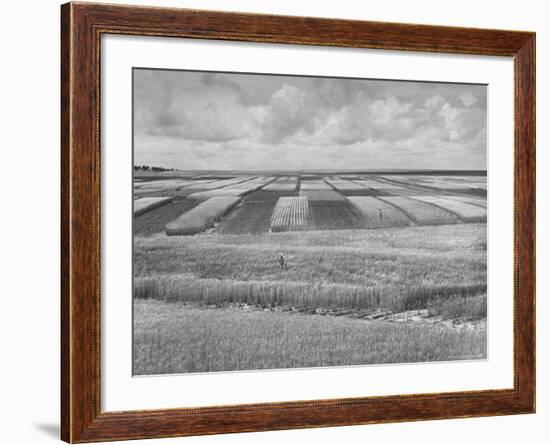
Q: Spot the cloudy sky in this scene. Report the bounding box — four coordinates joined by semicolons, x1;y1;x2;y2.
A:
133;69;487;171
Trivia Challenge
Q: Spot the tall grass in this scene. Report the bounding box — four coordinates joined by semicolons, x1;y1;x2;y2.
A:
135;225;487;320
133;300;487;375
427;294;487;319
135;274;486;316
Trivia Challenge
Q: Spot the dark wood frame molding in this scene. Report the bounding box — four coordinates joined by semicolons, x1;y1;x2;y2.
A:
61;2;536;442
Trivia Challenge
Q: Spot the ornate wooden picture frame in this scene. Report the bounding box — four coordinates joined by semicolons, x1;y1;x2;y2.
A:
61;2;535;442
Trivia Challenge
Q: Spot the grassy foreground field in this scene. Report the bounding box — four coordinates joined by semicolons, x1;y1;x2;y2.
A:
134;299;486;375
135;224;486;314
134;223;487;374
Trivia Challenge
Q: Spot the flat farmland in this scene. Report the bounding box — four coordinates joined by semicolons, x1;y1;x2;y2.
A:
134;222;487;374
133;172;487;373
133;173;487;236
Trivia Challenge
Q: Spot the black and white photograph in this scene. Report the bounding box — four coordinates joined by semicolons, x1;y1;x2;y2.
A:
132;68;488;376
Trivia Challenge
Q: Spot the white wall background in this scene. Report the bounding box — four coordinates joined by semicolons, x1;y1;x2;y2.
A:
0;1;546;444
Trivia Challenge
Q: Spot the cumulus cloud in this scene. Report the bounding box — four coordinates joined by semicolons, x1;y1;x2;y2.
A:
133;68;487;170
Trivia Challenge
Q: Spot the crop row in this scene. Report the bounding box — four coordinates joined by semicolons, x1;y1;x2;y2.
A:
270;196;313;232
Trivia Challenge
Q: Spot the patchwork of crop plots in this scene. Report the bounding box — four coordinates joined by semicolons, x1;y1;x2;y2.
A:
410;196;487;222
379;196;460;225
133;173;487;237
182;177;252;191
186;177;273;200
270;196;313;232
134;173;488;374
166;196;241;236
262;177;297;192
347;196;412;228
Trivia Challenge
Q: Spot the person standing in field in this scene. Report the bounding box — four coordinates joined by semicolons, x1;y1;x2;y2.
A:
278;252;286;270
378;208;383;221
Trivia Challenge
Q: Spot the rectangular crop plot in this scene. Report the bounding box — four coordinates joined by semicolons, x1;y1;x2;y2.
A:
134;199;200;236
134;180;193;197
134;197;173;216
182;177;250;191
217;199;277;234
365;179;408;190
263;182;298;191
325;178;367;191
299;190;345;201
416;180;477;190
299;181;333;191
450;195;487;208
410;196;487;222
400;176;484;191
247;190;298;202
347;197;412;229
270;196;313;232
187;188;247;200
379;196;460;225
134;179;192;190
166;196;241;236
185;178;271;200
309;200;369;230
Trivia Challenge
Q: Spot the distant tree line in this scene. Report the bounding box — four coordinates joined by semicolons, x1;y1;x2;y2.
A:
133;165;175;172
